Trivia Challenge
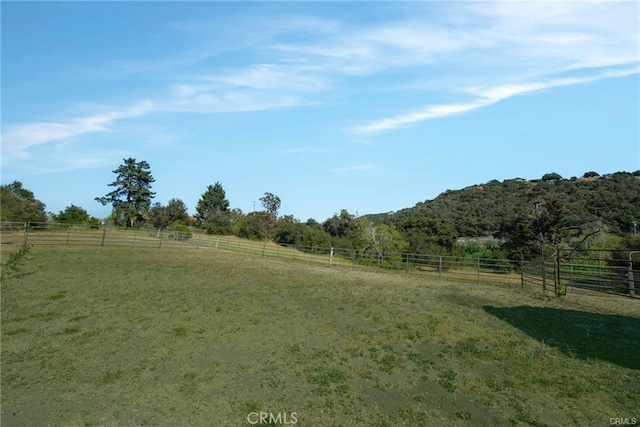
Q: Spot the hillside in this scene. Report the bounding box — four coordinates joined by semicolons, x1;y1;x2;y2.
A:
369;172;640;237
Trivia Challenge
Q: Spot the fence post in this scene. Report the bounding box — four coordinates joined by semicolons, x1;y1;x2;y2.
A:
629;265;636;298
438;256;442;279
477;258;480;284
159;229;163;249
570;265;574;291
133;229;137;248
330;247;334;266
598;251;602;288
101;226;107;247
629;252;638;298
554;240;565;296
215;238;219;249
23;222;29;246
543;262;547;292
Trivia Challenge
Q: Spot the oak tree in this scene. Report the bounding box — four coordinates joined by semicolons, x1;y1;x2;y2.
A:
260;192;281;239
0;181;47;223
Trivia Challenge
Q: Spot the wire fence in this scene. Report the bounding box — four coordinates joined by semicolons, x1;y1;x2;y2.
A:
0;221;191;249
1;221;638;299
522;260;638;298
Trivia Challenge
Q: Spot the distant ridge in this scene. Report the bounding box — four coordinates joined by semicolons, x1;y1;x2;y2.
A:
367;172;640;237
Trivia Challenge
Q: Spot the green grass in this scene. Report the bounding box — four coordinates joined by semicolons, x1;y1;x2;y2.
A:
1;245;638;426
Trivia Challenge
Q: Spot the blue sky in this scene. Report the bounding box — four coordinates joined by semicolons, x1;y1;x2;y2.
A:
2;1;639;222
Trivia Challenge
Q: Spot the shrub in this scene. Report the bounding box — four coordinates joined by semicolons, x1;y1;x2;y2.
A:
237;213;267;241
205;212;232;235
169;221;192;241
1;245;31;279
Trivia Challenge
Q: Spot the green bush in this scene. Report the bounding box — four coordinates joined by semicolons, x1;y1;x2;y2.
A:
205;213;232;235
456;240;512;272
169;221;192;241
237;213;267;241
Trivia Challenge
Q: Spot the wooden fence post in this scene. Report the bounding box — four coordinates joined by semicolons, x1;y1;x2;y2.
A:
629;252;638;298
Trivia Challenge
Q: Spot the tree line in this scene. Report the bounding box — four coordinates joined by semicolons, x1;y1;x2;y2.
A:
365;170;640;264
2;160;639;265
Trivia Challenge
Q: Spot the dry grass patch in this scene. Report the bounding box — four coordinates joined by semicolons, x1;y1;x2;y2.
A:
1;245;638;426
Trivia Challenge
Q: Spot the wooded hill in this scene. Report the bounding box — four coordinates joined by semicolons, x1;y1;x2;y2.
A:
368;171;640;238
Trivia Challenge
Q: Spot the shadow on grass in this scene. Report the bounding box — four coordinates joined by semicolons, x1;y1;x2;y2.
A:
483;305;640;370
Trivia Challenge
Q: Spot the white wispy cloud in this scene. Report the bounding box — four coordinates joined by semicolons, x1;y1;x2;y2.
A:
469;1;639;73
346;0;639;135
1;91;310;164
1;101;155;161
199;64;329;92
3;63;321;163
3;13;342;165
165;91;309;114
3;1;638;168
352;67;640;134
351;101;489;135
3;146;135;176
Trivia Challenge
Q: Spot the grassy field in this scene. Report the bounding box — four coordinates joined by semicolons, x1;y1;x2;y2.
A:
1;245;639;426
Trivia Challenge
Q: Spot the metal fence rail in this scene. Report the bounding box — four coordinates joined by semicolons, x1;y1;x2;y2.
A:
522;261;638;298
1;222;193;249
1;222;637;299
562;263;636;297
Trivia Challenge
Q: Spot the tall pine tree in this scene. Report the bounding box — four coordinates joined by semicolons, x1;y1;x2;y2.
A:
95;158;155;227
195;182;229;226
